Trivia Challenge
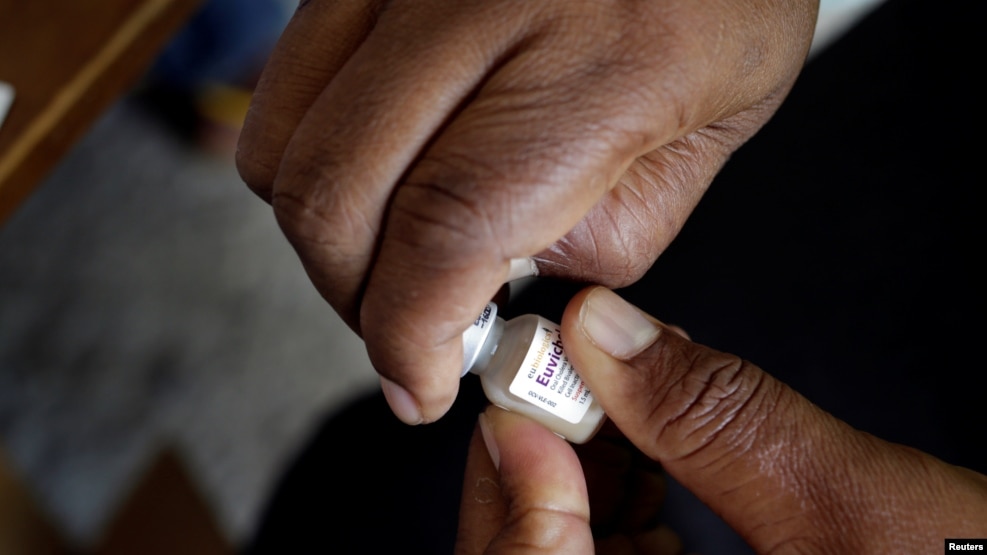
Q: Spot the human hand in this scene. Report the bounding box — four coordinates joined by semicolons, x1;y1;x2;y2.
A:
458;408;685;554
236;0;820;425
458;287;987;553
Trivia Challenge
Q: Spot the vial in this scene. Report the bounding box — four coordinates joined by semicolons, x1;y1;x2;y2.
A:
462;302;606;444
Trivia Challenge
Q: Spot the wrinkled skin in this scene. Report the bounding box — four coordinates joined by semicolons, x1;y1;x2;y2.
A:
237;0;820;423
457;288;987;554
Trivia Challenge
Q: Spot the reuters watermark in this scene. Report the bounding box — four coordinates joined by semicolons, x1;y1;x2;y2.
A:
946;539;987;552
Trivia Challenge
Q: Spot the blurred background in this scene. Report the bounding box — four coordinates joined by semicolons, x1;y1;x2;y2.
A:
0;0;886;552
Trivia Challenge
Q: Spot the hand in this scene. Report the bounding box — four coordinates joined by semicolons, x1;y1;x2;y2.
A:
236;0;820;424
458;408;685;554
458;287;987;553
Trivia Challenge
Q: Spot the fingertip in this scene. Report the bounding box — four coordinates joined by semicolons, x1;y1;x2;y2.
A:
360;251;508;425
481;406;588;515
576;286;662;360
477;411;500;470
373;341;463;425
479;408;593;553
666;324;690;340
380;376;424;425
480;406;573;467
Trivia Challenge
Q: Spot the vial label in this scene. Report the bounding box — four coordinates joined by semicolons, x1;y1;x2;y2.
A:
509;317;593;424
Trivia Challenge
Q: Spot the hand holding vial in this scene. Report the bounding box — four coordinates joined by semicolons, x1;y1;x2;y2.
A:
456;287;987;554
236;0;821;424
462;301;606;444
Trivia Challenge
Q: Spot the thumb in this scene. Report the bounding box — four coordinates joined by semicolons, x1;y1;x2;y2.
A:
561;286;987;553
456;406;593;555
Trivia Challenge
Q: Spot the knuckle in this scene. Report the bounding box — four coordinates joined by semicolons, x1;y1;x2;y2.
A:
588;225;660;286
655;350;776;464
270;188;335;251
387;174;501;260
539;206;660;287
235;140;277;202
269;162;378;254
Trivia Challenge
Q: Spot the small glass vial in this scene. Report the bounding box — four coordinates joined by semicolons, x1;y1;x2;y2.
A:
462;302;606;444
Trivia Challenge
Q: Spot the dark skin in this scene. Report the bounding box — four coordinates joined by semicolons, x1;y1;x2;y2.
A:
236;3;987;550
236;0;821;424
457;288;987;554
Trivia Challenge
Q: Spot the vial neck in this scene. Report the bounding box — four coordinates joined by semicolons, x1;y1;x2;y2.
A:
462;303;505;376
468;316;504;376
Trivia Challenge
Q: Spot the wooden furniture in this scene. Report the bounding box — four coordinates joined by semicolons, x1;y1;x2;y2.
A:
2;2;219;551
0;0;203;224
2;447;232;555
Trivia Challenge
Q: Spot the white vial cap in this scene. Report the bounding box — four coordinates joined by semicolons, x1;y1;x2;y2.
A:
462;302;498;376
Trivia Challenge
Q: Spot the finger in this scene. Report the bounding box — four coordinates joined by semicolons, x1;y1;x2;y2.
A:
534;120;752;287
665;325;689;340
456;406;593;555
357;0;815;422
594;525;684;555
356;10;684;423
268;1;531;345
626;525;685;555
530;0;820;287
267;0;819;426
571;427;667;537
456;418;508;555
562;286;987;552
236;0;379;200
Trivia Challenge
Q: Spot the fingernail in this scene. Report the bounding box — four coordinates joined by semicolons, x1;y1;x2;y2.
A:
478;412;500;470
580;288;661;360
380;377;423;425
506;257;538;282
